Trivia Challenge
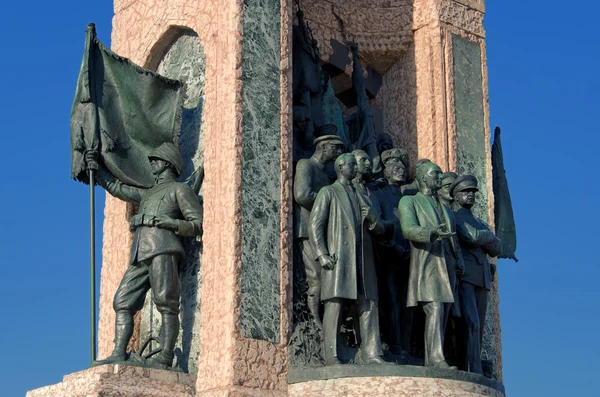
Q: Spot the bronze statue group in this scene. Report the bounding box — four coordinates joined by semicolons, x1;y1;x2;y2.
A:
294;131;501;375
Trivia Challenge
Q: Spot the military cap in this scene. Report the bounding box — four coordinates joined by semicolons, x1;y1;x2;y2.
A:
381;148;405;165
450;175;479;198
148;142;183;177
441;172;459;187
314;124;338;137
313;133;344;146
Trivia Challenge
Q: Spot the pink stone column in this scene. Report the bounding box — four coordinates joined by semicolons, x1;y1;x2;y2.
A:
104;1;294;395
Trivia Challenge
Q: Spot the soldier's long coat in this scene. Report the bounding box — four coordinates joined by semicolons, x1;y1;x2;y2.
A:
398;192;463;307
455;207;502;290
309;181;384;302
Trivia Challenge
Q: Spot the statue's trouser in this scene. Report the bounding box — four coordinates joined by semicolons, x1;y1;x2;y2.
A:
112;254;181;362
378;265;413;354
323;296;383;362
299;238;322;327
458;282;488;374
421;301;452;366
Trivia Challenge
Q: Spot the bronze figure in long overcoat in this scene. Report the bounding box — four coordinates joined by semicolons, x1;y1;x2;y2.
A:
398;192;463;307
309;180;385;302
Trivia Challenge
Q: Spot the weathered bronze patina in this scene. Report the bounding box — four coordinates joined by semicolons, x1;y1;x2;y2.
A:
294;134;345;327
87;143;202;370
451;175;502;374
309;153;389;365
398;160;464;369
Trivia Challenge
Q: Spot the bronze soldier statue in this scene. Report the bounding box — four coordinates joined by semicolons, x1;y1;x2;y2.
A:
309;153;388;365
86;143;202;369
294;133;345;327
398;160;464;369
451;175;502;374
370;149;413;359
438;172;459;209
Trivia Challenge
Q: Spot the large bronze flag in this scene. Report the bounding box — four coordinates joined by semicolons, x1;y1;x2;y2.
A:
70;23;184;188
492;127;518;262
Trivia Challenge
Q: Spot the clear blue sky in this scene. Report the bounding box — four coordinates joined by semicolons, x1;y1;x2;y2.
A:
0;1;598;396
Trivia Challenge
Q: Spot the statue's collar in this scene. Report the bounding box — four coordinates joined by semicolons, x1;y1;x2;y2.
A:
154;174;176;185
310;156;325;170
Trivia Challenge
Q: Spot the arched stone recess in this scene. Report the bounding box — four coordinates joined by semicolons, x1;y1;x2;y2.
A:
137;27;207;376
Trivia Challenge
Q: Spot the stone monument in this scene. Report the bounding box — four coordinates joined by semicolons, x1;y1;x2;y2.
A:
28;0;510;396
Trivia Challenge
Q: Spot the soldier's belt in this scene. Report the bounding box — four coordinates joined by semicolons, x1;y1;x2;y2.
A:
129;214;158;231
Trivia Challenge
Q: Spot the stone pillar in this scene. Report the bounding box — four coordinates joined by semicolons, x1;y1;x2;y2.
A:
103;0;294;395
412;0;503;380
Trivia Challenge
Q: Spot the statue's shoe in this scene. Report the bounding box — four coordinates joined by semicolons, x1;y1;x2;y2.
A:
324;357;342;366
145;352;174;369
90;353;127;367
430;360;458;370
364;355;395;365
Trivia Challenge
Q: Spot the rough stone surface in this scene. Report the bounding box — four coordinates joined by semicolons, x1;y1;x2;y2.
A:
107;0;247;394
288;376;504;397
451;34;499;379
240;0;282;343
301;0;413;74
26;365;194;397
380;46;419;170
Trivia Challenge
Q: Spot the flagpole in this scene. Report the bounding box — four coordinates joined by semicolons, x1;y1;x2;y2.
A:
89;168;97;363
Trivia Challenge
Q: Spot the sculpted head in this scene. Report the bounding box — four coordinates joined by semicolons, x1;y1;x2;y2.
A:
381;147;410;170
415;159;442;192
383;161;407;186
450;175;479;209
148;142;183;177
352;149;372;177
438;172;459;204
314;133;345;163
335;153;357;180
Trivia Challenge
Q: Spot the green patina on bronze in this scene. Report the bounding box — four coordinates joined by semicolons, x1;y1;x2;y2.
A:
70;24;184;188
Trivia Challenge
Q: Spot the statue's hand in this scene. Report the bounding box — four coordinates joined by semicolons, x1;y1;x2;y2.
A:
85;150;99;171
318;254;335;271
361;206;377;224
433;223;455;239
153;216;179;232
456;264;465;278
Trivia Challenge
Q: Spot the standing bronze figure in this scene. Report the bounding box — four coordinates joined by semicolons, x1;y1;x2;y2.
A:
451;175;502;374
438;172;459;209
86;143;202;369
309;153;388;365
294;134;345;327
398;160;464;369
370;149;413;359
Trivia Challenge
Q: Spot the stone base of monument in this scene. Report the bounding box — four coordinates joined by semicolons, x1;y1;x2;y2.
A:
288;365;505;397
26;364;194;397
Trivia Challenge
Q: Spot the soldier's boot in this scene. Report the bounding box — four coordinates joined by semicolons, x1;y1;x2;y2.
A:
147;313;179;368
91;312;133;366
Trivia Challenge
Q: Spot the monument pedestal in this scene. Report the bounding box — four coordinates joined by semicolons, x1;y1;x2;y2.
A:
288;365;505;397
26;365;194;397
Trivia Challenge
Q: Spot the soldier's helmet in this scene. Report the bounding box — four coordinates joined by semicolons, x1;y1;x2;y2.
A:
148;142;183;177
